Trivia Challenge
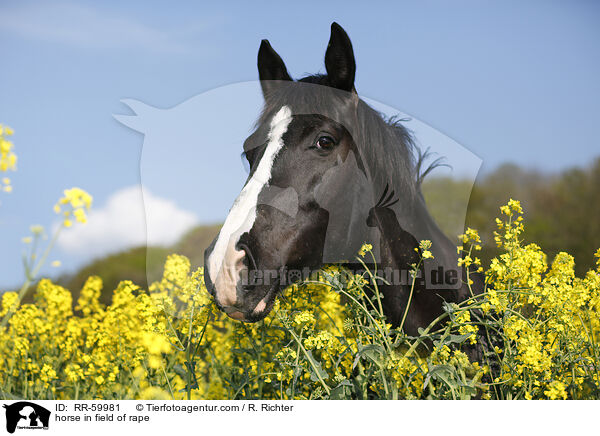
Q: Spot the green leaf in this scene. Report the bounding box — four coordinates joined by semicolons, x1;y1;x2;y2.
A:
305;350;329;382
435;333;472;347
423;364;455;390
329;382;351;399
352;344;385;369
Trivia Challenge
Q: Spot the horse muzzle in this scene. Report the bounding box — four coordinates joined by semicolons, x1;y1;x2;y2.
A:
204;242;278;322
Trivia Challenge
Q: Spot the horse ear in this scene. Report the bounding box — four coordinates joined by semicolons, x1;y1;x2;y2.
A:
325;22;356;92
258;39;292;98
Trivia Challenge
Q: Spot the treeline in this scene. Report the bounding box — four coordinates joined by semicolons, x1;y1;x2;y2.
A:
57;159;600;300
424;157;600;276
58;225;220;306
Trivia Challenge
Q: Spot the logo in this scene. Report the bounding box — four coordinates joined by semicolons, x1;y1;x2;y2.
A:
2;402;50;434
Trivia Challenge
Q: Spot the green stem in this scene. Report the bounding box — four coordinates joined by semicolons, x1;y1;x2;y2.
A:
1;226;62;328
398;258;423;334
284;320;330;395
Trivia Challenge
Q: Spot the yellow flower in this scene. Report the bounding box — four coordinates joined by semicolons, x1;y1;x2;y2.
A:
30;224;44;235
419;239;432;250
293;311;315;326
147;355;163;369
303;331;338;350
40;364;57;388
0;194;597;401
1;174;13;192
416;240;434;259
358;243;373;257
0;292;19;317
459;228;480;245
0;125;14;136
54;187;92;227
141;331;172;355
73;208;87;223
454;310;478;344
0;124;17;173
139;386;171;400
75;276;104;316
544;380;567;400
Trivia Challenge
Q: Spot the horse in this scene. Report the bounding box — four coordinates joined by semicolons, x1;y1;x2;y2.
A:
204;22;483;336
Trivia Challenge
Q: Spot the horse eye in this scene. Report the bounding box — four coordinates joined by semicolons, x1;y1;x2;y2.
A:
316;135;335;150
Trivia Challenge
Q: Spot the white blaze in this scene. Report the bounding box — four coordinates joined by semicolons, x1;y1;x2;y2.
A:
208;105;292;307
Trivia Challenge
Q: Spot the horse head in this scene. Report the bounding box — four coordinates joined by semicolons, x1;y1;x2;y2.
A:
204;23;379;322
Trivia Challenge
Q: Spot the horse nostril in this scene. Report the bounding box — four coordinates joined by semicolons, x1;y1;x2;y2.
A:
237;242;257;272
236;242;258;293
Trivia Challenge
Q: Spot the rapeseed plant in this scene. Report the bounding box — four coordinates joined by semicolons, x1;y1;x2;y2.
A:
1;198;599;399
1;125;598;399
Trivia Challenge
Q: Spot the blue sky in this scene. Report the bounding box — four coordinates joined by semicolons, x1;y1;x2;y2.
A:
1;0;599;288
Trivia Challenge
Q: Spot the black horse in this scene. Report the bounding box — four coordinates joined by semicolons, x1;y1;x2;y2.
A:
204;23;482;335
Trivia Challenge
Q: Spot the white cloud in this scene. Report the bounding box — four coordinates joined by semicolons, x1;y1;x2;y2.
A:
57;185;198;258
0;2;195;53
